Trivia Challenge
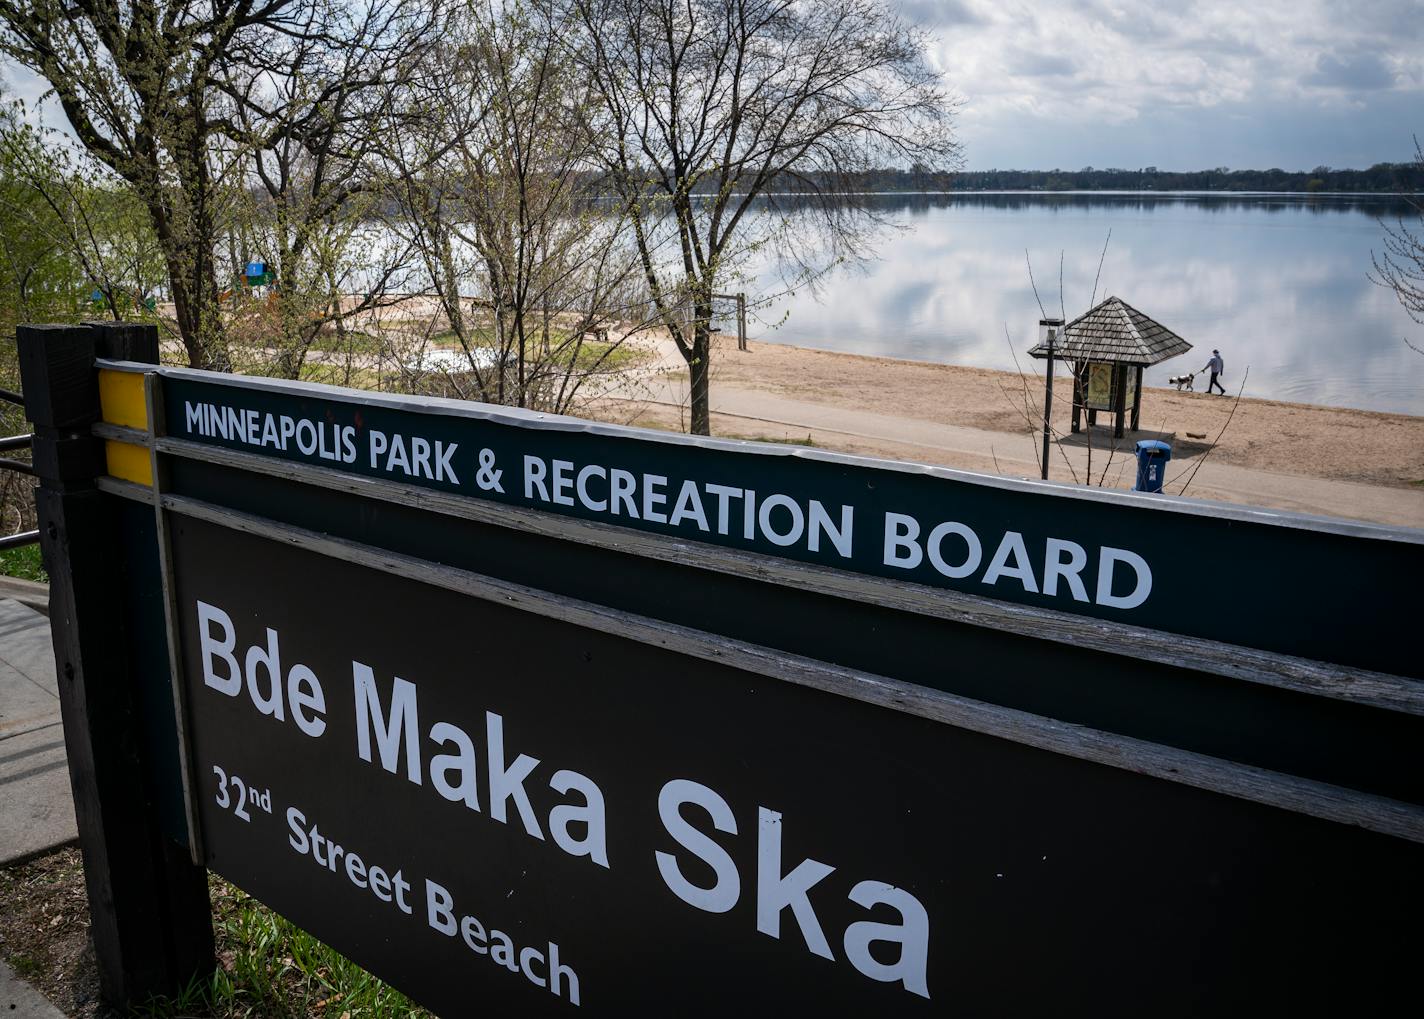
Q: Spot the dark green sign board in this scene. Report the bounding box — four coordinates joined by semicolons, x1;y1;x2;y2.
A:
168;515;1421;1016
159;372;1422;677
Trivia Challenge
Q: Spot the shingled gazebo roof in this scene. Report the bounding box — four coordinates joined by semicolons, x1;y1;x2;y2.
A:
1028;296;1191;367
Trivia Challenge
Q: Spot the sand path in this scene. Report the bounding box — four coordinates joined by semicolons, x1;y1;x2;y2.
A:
598;336;1424;529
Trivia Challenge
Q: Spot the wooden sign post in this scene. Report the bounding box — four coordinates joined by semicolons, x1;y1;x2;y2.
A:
16;331;1424;1014
18;324;214;1007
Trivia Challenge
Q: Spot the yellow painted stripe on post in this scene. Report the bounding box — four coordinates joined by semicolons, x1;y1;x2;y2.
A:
97;369;152;485
98;369;148;429
105;440;153;486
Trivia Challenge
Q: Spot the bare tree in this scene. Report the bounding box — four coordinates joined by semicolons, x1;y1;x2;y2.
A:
0;0;432;372
568;0;959;434
384;0;651;413
1371;137;1424;356
0;2;344;367
220;0;436;380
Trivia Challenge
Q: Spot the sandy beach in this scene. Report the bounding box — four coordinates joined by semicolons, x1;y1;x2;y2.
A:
594;335;1424;528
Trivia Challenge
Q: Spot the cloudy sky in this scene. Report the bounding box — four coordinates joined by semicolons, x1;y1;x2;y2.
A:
2;0;1419;172
907;0;1423;170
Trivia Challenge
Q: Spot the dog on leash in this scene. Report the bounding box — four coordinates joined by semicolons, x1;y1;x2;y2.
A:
1168;371;1196;391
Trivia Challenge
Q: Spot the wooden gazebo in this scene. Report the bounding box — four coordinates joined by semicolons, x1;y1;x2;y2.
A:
1029;296;1192;438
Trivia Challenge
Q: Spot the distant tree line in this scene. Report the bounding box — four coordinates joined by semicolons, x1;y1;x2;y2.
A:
940;164;1424;194
679;162;1424;195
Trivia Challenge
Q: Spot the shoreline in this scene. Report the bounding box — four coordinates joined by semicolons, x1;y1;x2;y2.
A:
735;334;1424;424
598;335;1424;528
737;338;1424;419
791;189;1423;198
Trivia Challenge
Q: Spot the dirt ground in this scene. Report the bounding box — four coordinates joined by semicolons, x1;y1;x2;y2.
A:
702;338;1424;490
0;848;102;1017
591;334;1424;527
155;303;1424;523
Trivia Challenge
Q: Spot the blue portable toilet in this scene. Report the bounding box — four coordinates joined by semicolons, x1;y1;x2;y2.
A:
1133;439;1172;493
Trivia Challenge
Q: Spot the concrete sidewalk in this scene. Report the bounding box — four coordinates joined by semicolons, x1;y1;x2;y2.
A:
0;596;76;867
0;959;66;1018
0;576;48;618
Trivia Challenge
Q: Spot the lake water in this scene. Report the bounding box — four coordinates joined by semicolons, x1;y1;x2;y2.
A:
740;193;1424;416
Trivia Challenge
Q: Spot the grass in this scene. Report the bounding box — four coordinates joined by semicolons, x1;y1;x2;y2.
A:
430;328;497;349
235;358;382;390
0;846;432;1019
297;362;382;389
306;329;384;356
138;877;434;1018
430;330;642;373
556;337;641;372
10;953;44;980
727;432;817;448
0;541;45;582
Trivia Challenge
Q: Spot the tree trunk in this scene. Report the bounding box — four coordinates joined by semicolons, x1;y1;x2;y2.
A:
154;210;224;370
438;228;465;340
689;309;712;436
168;272;205;368
515;298;527;409
1071;362;1084;433
495;301;507;405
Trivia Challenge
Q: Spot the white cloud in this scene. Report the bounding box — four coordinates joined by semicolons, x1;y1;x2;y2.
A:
1;61;54;112
4;2;1419;170
911;0;1424;168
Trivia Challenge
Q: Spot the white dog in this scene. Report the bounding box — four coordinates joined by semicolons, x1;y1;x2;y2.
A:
1168;371;1196;391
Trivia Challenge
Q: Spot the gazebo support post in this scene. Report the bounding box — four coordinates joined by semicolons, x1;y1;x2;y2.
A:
1113;364;1127;439
1040;340;1055;481
1131;365;1143;432
1070;362;1083;434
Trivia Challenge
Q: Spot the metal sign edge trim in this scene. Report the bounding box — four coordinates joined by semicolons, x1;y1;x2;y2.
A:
94;359;1424;545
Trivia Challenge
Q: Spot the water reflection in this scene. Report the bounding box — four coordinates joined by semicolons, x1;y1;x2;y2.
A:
744;193;1424;415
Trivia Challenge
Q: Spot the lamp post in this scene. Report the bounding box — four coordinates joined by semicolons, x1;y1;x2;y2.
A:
1039;317;1063;480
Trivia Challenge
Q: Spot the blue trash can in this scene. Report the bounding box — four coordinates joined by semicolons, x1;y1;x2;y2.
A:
1133;439;1172;493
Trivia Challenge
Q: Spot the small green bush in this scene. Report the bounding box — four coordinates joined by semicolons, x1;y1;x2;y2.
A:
0;542;44;582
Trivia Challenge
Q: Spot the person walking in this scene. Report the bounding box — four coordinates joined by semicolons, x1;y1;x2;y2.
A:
1202;349;1226;395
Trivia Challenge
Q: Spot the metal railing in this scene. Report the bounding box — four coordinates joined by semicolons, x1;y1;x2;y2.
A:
0;427;32;476
0;529;38;550
0;389;38;548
